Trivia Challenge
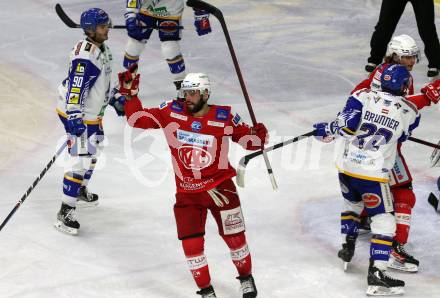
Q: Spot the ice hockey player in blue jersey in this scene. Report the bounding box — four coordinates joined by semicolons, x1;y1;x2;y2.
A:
122;0;212;99
313;64;420;296
54;8;114;235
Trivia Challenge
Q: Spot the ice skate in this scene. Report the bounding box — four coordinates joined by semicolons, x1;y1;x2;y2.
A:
338;235;356;271
237;274;257;298
365;63;377;73
196;285;216;298
77;186;99;207
54;203;80;235
367;261;405;296
388;241;419;273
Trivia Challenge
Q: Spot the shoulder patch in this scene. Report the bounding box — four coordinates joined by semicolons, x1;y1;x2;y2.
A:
215;107;230;121
170;100;184;112
84;42;92;52
232;113;242;126
159;101;168;109
401;98;418;114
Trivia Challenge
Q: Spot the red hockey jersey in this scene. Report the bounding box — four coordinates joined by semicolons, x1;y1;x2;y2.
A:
125;97;265;193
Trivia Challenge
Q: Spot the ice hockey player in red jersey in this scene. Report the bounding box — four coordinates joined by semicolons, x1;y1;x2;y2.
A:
111;68;266;298
351;34;440;272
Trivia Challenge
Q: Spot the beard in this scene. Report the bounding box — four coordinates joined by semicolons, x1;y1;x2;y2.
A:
187;98;206;114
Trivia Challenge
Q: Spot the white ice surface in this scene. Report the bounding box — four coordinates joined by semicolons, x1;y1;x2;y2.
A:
1;0;440;297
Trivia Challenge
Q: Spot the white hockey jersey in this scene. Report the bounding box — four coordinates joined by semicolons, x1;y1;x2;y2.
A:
57;38;113;122
126;0;184;19
334;89;420;182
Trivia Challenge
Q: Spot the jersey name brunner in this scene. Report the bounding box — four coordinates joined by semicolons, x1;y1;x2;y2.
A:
363;111;400;130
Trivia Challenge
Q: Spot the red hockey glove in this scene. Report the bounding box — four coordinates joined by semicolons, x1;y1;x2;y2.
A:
250;123;269;145
118;63;140;97
421;79;440;104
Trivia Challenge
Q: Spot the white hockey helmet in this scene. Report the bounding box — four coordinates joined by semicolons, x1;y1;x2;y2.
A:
181;73;211;96
386;34;420;62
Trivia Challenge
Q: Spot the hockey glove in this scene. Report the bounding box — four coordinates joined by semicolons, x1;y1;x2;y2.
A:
250;123;269;145
194;9;211;36
125;13;144;41
421;79;440;104
109;88;126;116
313;122;337;143
66;111;86;137
117;63;140;97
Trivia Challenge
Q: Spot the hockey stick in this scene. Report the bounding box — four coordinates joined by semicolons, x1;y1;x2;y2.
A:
236;130;316;188
428;192;439;211
0;142;67;232
55;3;184;30
408;136;440;150
186;0;278;190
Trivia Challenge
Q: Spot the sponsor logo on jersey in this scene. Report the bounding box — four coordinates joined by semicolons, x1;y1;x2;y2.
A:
75;62;86;74
171;100;183;112
362;193;381;209
159;20;178;33
232;113;242;126
374;96;380;103
177;129;214;147
208;120;225;128
68;93;79;104
84;43;93;52
394;102;401;109
170;112;187;121
191;121;202;132
371;248;390;256
216;108;229;120
178;145;213;170
381;108;389;114
159;101;168;109
70;87;80;94
383;99;392;106
127;0;137;9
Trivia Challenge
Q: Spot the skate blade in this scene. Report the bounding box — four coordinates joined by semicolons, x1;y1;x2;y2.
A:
54;221;79;235
76;200;99;208
343;261;349;271
387;260;418;273
366;285;404;296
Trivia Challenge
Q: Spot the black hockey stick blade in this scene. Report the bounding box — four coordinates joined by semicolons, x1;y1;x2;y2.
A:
55;3;183;30
186;0;223;20
236;130;316;188
428;192;439;211
55;3;80;28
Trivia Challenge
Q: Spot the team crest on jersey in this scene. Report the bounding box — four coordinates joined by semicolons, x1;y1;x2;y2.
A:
171;100;183;112
216;108;229;121
178;145;213;170
232;113;242;126
191;121;202;132
362;193;382;209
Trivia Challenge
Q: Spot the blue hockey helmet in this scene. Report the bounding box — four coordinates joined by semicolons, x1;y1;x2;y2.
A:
380;64;410;96
80;8;111;31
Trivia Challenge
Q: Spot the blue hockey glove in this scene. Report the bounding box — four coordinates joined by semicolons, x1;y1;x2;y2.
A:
109;88;126;116
194;9;211;36
313;121;337;142
66;111;86;137
125;13;144;40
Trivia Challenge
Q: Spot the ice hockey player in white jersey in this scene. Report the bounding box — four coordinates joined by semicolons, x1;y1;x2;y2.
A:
55;8;115;235
123;0;212;98
313;64;420;296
